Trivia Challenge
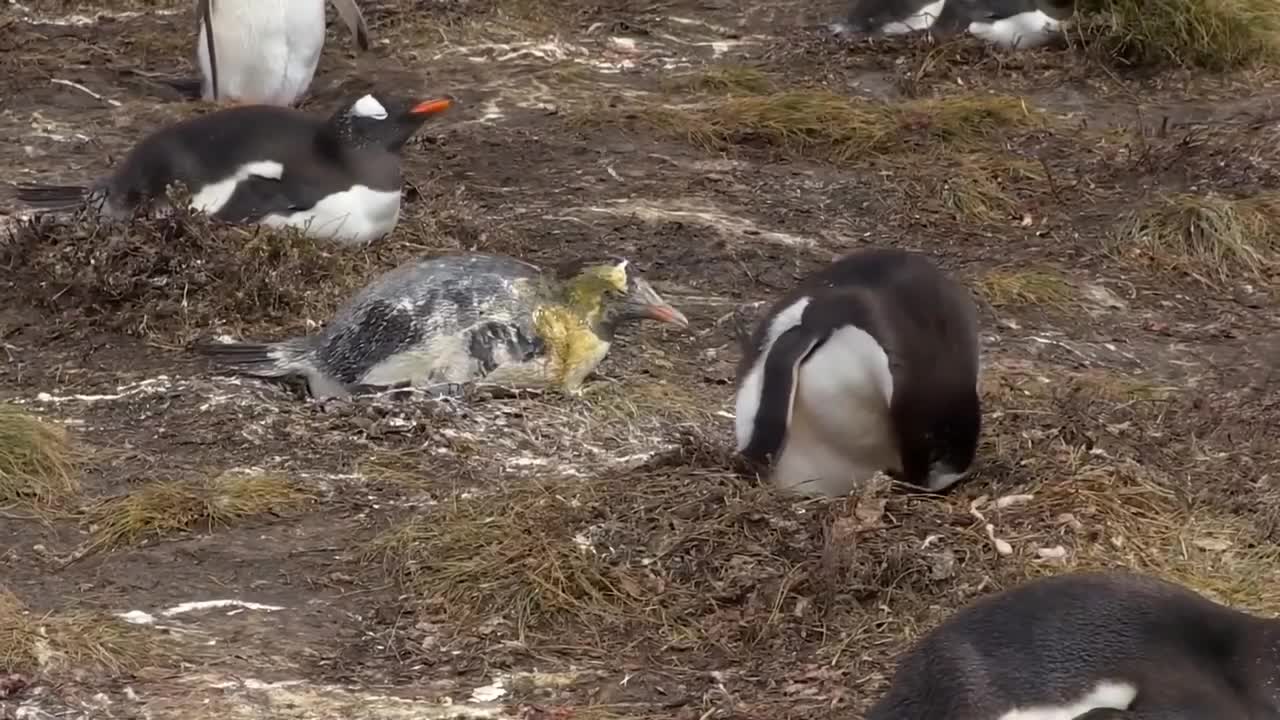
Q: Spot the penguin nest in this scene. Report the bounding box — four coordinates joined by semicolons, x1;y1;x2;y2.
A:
1;205;406;344
1075;0;1280;70
0;405;80;508
0;588;159;676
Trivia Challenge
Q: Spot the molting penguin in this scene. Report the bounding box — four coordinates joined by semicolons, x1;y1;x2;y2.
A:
194;253;690;399
196;0;370;106
733;248;981;498
11;92;452;246
867;570;1280;720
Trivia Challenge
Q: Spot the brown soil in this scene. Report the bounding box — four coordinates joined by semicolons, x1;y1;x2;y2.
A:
2;1;1279;719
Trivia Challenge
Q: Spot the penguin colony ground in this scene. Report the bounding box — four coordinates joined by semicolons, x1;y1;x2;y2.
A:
5;1;1276;718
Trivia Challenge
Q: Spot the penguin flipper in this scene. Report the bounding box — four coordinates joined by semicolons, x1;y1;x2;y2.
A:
330;0;371;51
213;174;314;224
739;325;826;463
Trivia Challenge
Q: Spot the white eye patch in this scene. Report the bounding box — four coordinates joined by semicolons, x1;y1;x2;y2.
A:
351;94;388;120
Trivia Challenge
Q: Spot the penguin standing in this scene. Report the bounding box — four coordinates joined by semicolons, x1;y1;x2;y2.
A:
733;248;981;498
195;253;690;399
867;570;1280;719
196;0;370;106
11;92;453;246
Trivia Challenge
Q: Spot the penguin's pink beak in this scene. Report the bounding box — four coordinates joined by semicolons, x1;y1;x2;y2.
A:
409;98;454;116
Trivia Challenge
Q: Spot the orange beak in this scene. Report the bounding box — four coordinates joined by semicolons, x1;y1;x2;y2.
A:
409;97;454;116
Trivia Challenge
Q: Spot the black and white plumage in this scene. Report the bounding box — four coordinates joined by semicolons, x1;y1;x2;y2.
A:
11;92;452;246
835;0;1069;49
196;0;370;106
867;570;1280;720
734;248;980;498
194;253;690;399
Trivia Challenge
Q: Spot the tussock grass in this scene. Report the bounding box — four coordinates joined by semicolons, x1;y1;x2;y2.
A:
579;92;1045;162
1077;0;1280;70
928;154;1048;223
659;65;775;95
0;589;157;675
976;269;1076;309
1111;192;1280;286
87;471;312;549
0;405;79;506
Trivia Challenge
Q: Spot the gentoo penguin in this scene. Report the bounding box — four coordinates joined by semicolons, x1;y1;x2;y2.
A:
964;0;1069;49
733;248;981;498
837;0;964;36
11;92;452;246
836;0;1068;48
196;0;370;106
194;253;690;399
867;570;1280;720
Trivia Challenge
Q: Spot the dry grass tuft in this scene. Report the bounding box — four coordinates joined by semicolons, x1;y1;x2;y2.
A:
976;269;1076;309
659;65;775;95
906;153;1049;223
1076;0;1280;70
0;202;411;344
577;92;1045;162
0;589;158;675
87;470;313;549
1111;192;1280;286
0;405;79;507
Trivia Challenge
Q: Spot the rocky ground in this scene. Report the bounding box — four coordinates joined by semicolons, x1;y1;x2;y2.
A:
1;0;1279;718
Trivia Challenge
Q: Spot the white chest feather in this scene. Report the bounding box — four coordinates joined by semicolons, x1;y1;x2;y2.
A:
262;185;402;246
995;681;1137;720
880;0;947;34
197;0;326;105
968;10;1061;49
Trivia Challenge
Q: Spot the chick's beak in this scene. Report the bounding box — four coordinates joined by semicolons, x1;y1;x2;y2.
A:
408;97;455;116
627;280;690;329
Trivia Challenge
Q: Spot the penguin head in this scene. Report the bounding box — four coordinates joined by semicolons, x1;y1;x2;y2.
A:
327;93;455;152
922;389;982;491
553;257;689;338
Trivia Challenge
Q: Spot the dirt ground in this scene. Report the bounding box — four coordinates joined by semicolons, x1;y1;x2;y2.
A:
2;0;1279;718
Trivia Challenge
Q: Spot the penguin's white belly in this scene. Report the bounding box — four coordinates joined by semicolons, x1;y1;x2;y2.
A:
197;0;326;106
771;325;899;497
356;334;555;390
263;186;402;246
968;10;1061;49
880;0;946;34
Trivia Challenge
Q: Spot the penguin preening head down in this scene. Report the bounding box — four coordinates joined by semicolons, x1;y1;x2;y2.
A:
733;248;981;498
866;570;1280;720
194;253;689;400
11;92;453;246
196;0;371;107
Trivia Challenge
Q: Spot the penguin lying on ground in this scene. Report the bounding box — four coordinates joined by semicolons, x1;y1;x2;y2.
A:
197;0;370;106
835;0;1071;49
11;92;452;246
195;253;690;399
867;570;1280;719
734;248;981;498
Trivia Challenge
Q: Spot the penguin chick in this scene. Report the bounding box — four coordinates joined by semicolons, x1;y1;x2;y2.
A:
196;0;370;106
867;570;1280;720
194;253;690;399
734;248;981;498
11;92;452;246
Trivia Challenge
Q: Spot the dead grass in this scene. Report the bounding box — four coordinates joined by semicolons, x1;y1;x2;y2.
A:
976;269;1077;309
1077;0;1280;70
659;65;775;95
1111;191;1280;286
576;92;1047;162
0;589;158;675
903;153;1050;223
86;470;313;549
0;405;79;507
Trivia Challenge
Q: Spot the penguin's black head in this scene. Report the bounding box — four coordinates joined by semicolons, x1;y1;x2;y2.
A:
921;389;982;491
327;93;455;152
553;257;690;339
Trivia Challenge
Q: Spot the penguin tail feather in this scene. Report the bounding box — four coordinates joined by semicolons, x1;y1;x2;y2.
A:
192;338;310;378
13;184;90;211
739;325;827;463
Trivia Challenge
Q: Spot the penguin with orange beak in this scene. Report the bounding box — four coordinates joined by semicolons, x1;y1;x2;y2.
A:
11;92;454;246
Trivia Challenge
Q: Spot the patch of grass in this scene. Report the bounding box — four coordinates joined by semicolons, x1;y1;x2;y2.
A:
976;269;1076;309
0;589;157;675
1;201;410;344
579;92;1046;162
1111;192;1280;286
913;153;1049;223
0;405;78;507
87;470;312;549
1077;0;1280;70
659;65;774;95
